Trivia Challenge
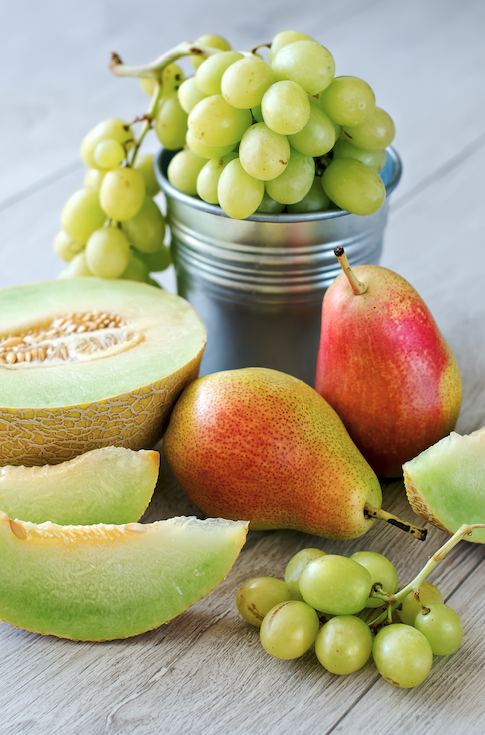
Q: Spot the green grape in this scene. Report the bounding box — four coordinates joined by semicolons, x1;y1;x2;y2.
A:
140;63;183;97
397;582;444;626
236;576;295;627
195;51;244;96
120;251;151;283
261;81;311;135
342;107;395;151
84;168;105;191
284;548;326;601
268;31;315;64
321;158;385;216
414;603;463;656
239;122;290;181
186;130;235;160
133;154;160;198
251;105;264;123
93;139;126;169
53;231;84;262
315;616;373;675
287;176;331;214
350;551;399;608
373;624;433;688
260;600;320;659
189;95;252;147
318;77;375;127
99;168;146;221
155;95;188;150
61;187;106;245
256;191;285;214
167;149;207;196
191;34;232;69
221;57;276;109
331;138;386;173
287;100;335;157
178;76;208;114
299;555;372;615
85;227;130;278
197;152;238;204
217;158;264;219
60;251;94;278
272;40;335;96
265;147;314;205
80;119;133;170
122;197;165;254
140;245;171;273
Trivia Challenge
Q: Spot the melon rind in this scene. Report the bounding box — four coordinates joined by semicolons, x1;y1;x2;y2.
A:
0;279;207;465
0;511;249;641
403;427;485;543
0;447;160;525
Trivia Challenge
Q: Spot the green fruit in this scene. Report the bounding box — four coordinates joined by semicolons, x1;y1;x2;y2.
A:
397;582;444;626
0;510;248;640
164;368;382;540
299;555;372;615
349;551;399;608
0;279;206;465
315;616;373;675
284;548;326;600
372;624;433;688
260;600;320;659
403;427;485;542
414;603;463;656
236;577;294;627
0;447;159;525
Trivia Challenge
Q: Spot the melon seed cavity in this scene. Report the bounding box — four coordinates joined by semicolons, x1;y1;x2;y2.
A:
0;311;144;368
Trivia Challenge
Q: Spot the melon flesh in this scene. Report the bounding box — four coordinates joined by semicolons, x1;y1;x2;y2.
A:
403;427;485;543
0;447;159;525
0;279;206;465
0;510;249;640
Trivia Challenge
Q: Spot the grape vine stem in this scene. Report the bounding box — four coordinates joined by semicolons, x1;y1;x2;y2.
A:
368;523;485;629
109;42;223;79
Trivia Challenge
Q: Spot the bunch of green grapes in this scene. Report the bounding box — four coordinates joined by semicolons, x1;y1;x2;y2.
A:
53;64;181;282
164;31;395;219
236;547;463;688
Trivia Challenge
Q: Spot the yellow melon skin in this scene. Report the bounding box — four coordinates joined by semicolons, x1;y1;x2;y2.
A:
0;350;203;466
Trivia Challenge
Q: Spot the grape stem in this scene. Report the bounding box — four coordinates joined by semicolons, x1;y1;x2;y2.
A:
364;504;427;541
109;42;223;80
128;81;163;168
368;523;485;629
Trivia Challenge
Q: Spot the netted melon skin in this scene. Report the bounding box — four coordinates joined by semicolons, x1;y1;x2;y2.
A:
0;349;203;466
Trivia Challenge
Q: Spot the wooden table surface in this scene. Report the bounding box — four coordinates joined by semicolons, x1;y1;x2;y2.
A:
1;0;484;732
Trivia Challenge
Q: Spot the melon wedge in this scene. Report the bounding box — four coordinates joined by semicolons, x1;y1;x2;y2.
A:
403;427;485;543
0;447;159;525
0;279;206;465
0;510;249;640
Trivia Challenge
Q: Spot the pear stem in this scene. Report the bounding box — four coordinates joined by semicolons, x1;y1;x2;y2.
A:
334;246;367;295
364;504;427;541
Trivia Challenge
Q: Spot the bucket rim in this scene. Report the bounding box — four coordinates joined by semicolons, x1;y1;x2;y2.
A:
154;146;402;224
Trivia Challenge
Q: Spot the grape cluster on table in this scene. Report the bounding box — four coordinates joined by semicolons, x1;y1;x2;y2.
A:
164;30;395;220
236;548;463;689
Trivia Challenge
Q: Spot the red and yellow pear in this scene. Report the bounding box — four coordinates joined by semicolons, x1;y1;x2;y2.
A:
314;248;462;478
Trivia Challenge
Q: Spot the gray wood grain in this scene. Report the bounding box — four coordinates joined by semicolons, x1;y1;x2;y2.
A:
0;0;484;732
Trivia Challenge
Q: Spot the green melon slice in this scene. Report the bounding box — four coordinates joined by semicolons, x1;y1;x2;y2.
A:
403;427;485;543
0;279;206;465
0;510;249;640
0;447;159;525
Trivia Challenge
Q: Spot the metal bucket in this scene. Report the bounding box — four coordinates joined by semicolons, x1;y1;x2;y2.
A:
155;148;402;385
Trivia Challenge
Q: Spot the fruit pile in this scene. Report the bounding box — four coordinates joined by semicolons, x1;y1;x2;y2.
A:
237;541;469;688
162;31;395;219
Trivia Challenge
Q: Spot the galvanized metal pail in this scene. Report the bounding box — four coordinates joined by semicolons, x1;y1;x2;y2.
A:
155;148;402;385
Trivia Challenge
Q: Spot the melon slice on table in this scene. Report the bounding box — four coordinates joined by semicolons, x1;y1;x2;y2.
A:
0;279;206;465
403;427;485;543
0;510;249;641
0;447;159;525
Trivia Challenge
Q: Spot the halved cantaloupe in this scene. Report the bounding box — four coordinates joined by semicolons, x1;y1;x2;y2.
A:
0;279;206;465
403;427;485;543
0;510;249;640
0;447;159;525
